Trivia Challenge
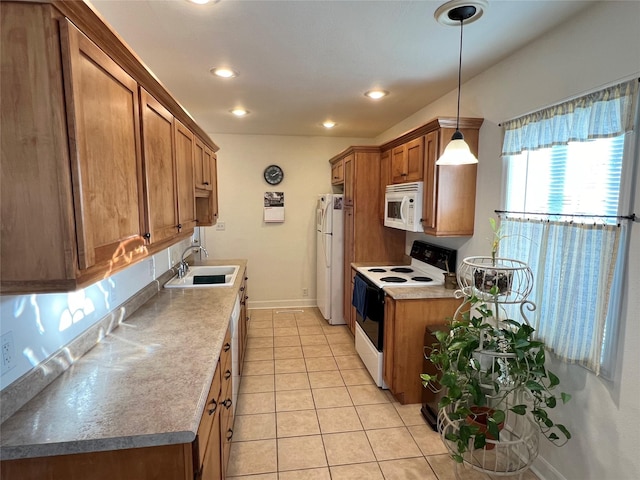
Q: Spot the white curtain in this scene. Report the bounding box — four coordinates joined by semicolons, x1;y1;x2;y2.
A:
499;218;620;374
502;79;638;155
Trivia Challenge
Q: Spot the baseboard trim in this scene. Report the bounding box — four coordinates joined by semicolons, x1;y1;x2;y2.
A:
248;299;317;310
531;454;568;480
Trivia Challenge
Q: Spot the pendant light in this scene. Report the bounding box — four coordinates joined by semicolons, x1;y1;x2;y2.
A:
436;5;479;166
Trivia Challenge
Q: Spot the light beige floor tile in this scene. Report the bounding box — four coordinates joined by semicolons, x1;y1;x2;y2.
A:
244;347;274;362
278;468;331;480
394;403;428;426
340;368;375;386
274;326;299;337
347;385;390;405
277;435;328;471
239;375;274;394
303;345;334;358
248;327;274;338
276;409;320;437
274;311;297;319
225;439;277;476
276;389;315;411
275;372;311;391
305;356;338;372
322;431;375;466
329;343;357;356
330;462;384;480
427;454;491;480
300;334;328;346
325;333;354;345
308;370;345;389
321;325;350;335
274;346;304;359
249;319;273;330
242;360;275;376
378;457;438;480
334;355;365;370
296;318;323;327
274;335;301;347
356;403;404;429
272;317;298;328
298;326;324;336
408;424;448;455
249;310;273;320
246;337;274;348
366;427;422;461
316;406;363;433
235;392;275;415
274;358;307;374
312;386;353;409
227;473;277;480
232;413;276;441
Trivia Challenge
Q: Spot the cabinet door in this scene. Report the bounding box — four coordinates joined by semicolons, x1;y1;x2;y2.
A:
343;207;355;334
405;137;424;182
343;154;354;206
140;88;179;245
383;297;396;390
422;131;439;230
210;150;219;222
60;20;145;270
331;160;344;185
203;146;214;191
390;145;406;183
200;407;222;480
174;120;197;234
238;275;249;373
194;137;206;190
379;149;391;222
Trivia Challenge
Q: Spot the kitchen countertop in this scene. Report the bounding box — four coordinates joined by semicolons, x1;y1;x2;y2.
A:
0;259;247;461
351;262;460;300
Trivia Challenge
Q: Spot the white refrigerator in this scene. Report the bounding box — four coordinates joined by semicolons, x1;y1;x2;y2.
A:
316;194;345;325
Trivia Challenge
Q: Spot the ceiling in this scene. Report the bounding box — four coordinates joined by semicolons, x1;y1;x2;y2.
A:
89;0;597;138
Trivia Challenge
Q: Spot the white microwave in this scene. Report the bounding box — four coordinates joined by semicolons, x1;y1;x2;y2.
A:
384;182;424;232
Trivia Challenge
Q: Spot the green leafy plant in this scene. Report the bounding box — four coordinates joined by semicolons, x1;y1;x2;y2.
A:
421;291;572;463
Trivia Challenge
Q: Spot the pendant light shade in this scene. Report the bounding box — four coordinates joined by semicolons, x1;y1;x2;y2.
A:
436;4;479;166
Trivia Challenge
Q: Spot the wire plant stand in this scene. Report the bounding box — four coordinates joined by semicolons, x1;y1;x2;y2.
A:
438;256;540;479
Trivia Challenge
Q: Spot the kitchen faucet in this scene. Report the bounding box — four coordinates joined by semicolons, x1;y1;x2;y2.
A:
177;245;209;278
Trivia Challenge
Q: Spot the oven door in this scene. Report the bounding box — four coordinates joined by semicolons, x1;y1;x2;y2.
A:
354;273;385;351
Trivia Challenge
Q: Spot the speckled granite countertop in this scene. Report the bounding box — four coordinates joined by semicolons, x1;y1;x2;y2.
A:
0;259;247;461
351;262;458;300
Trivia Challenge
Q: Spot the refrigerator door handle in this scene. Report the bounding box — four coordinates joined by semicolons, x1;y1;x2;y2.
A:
323;233;331;268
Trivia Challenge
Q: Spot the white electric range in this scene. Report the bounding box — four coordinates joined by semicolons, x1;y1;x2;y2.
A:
352;241;457;388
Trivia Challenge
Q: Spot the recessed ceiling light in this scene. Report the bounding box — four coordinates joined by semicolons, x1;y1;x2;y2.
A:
322;121;336;129
364;89;389;100
210;67;238;78
434;0;488;26
186;0;219;5
230;108;249;117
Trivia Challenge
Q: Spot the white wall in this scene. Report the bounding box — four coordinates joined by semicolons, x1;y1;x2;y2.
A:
373;2;639;479
201;134;373;308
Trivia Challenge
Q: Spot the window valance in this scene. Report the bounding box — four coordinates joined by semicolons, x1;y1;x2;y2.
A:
502;79;638;156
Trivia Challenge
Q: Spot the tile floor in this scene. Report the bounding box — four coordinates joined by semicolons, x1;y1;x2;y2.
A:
228;308;539;480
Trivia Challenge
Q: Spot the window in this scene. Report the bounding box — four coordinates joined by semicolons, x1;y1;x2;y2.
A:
498;79;637;377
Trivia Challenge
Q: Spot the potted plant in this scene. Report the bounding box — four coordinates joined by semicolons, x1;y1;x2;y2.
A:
472;218;514;295
421;290;572;464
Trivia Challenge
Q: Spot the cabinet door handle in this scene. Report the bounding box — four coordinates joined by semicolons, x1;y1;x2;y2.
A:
142;232;151;240
204;181;209;185
226;428;233;441
176;223;182;229
222;398;232;409
244;296;249;301
208;399;218;415
224;369;232;380
245;277;248;281
223;342;231;352
240;287;245;292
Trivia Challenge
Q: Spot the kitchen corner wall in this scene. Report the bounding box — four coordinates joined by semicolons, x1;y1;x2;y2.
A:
375;2;640;479
0;238;192;391
201;134;372;309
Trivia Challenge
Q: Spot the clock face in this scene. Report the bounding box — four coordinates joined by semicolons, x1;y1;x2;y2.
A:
264;164;284;185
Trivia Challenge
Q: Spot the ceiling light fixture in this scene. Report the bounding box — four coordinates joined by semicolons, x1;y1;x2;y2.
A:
435;1;486;166
364;89;389;100
186;0;219;5
322;121;336;129
230;108;249;117
210;67;238;78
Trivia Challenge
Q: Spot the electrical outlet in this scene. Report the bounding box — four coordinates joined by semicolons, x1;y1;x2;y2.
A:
302;288;309;297
216;222;226;231
1;331;16;375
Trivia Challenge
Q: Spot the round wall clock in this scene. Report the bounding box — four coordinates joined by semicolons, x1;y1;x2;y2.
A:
264;164;284;185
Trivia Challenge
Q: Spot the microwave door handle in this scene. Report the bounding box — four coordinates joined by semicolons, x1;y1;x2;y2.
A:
400;196;408;223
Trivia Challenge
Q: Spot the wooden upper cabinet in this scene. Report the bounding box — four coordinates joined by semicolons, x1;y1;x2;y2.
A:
60;19;145;270
174;120;197;234
343;153;355;206
195;137;213;191
331;159;344;185
390;137;424;184
380;149;392;222
140;88;179;245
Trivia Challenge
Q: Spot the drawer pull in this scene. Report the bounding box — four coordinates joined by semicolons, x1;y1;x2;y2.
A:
222;398;232;409
223;343;231;352
204;181;209;185
245;277;248;281
176;223;182;229
240;286;245;292
224;370;232;380
226;428;233;441
208;399;218;415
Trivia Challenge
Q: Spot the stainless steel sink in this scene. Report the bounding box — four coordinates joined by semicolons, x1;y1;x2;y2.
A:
164;265;239;288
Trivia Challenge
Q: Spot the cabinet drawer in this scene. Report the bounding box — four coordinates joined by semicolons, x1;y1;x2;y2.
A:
195;362;221;468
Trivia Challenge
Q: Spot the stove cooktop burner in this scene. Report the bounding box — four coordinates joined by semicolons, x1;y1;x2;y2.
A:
411;276;433;282
368;268;387;273
380;276;407;283
390;267;413;273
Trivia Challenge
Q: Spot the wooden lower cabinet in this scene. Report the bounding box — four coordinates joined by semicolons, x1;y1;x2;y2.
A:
238;275;249;372
383;295;462;405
